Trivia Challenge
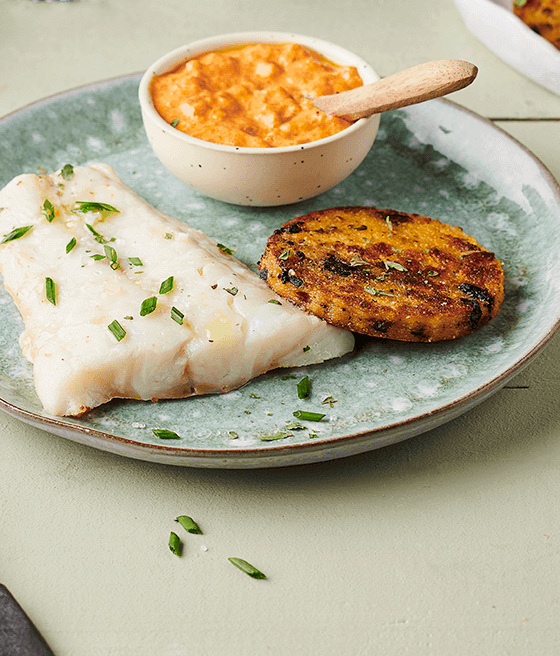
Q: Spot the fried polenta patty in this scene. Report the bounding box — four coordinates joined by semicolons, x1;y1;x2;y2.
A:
514;0;560;50
258;207;505;343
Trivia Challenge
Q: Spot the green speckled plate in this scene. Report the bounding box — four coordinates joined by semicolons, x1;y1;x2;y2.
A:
1;74;560;468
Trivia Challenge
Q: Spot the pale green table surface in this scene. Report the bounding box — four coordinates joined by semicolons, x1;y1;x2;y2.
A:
1;0;560;654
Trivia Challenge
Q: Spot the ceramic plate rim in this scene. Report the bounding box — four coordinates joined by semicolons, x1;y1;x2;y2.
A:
1;73;560;468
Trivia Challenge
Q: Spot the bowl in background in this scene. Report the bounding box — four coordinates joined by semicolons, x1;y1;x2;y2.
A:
138;32;380;207
453;0;560;96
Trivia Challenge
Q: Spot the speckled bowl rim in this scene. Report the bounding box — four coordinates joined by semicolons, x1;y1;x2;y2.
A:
138;31;380;154
1;76;560;468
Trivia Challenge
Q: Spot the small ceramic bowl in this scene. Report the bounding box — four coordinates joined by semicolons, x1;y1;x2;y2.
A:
138;32;380;206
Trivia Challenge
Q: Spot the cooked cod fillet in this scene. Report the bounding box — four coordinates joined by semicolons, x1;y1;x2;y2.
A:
0;164;354;417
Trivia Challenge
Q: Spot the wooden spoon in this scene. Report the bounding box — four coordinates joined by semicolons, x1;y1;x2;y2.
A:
313;59;478;121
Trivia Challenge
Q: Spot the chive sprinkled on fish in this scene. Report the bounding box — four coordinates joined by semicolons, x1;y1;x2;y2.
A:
1;225;33;244
170;306;184;325
108;319;126;341
66;237;77;254
73;201;120;217
45;277;56;305
159;276;174;294
140;296;157;316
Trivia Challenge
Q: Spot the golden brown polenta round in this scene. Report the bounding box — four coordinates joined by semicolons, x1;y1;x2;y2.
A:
258;206;505;342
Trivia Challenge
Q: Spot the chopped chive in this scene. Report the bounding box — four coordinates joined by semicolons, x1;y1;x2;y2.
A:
268;299;282;305
60;163;75;181
45;277;56;305
216;243;236;255
43;199;55;223
104;244;119;269
140;296;157;316
168;531;182;556
170;119;180;128
279;249;291;260
128;257;143;266
303;345;310;352
224;287;238;296
152;428;180;440
228;430;239;439
175;515;202;535
124;315;133;320
228;557;266;579
282;374;296;380
108;319;126;341
297;375;311;399
170;306;184;325
292;410;325;422
66;237;77;254
1;225;33;244
159;276;174;294
90;253;106;261
73;201;120;216
385;215;393;230
322;395;337;408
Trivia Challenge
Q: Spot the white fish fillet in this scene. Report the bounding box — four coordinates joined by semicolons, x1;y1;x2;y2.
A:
0;164;354;416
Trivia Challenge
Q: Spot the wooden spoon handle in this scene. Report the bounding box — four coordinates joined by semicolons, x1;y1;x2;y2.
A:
313;59;478;121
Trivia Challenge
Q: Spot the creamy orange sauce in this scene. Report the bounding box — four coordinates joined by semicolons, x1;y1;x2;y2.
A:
150;42;363;148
